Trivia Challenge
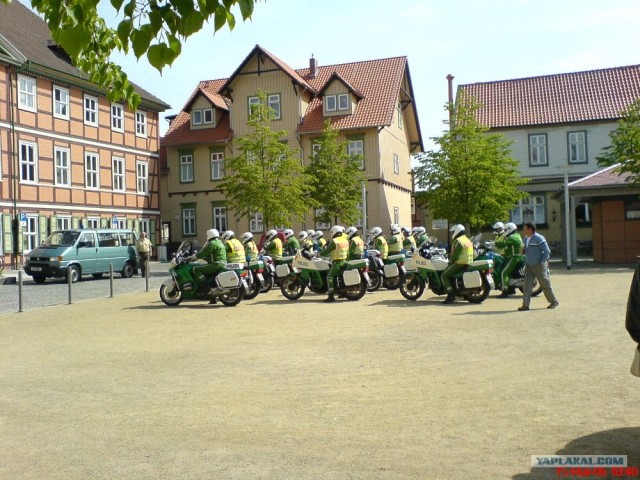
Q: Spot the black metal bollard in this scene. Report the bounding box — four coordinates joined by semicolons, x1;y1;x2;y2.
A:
18;271;23;313
145;260;149;292
67;266;73;305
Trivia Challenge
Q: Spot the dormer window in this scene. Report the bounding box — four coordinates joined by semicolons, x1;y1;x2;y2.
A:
192;108;214;126
324;93;350;114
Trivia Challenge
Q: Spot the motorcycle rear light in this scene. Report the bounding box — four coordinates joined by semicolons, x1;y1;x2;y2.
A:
363;266;369;272
488;269;493;274
257;268;263;273
241;271;248;277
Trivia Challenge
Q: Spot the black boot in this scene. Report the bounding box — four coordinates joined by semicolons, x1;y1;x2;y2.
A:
443;293;456;304
324;293;336;303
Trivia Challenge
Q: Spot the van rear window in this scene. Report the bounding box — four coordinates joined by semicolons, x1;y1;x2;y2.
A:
98;232;120;247
119;232;136;246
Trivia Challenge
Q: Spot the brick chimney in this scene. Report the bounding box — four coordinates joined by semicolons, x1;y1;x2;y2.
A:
310;55;318;79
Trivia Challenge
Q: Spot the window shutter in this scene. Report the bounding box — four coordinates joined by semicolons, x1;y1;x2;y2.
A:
101;218;108;228
127;219;134;231
149;219;157;245
133;219;140;233
39;216;48;244
3;214;12;254
72;216;79;229
49;215;57;232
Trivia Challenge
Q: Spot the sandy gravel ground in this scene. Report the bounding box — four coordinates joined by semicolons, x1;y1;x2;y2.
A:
0;266;638;479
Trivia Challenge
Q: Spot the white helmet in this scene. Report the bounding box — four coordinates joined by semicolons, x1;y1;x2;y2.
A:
330;225;345;238
493;221;505;234
450;224;465;240
401;226;411;236
298;230;308;241
368;226;383;239
312;230;324;241
284;228;294;239
390;224;401;235
265;229;278;242
240;232;254;245
416;226;426;236
306;229;316;238
221;230;234;241
345;226;358;239
504;222;518;236
206;228;220;241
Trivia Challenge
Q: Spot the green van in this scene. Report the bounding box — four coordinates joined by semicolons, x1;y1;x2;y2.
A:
24;229;139;283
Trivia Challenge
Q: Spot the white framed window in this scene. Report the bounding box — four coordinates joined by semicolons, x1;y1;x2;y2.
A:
203;109;214;124
248;96;260;117
180;154;193;183
311;143;322;158
111;104;124;132
212;205;227;232
19;141;37;183
53;86;69;120
85;152;99;189
348;139;364;170
337;93;349;111
182;207;196;236
397;102;403;129
54;147;71;186
211;152;224;180
135;110;147;137
355;202;364;228
393;153;400;175
393;207;400;225
529;134;548;166
511;195;546;224
139;218;150;236
315;208;331;229
268;94;281;120
84;95;98;126
87;217;100;229
325;94;336;112
136;161;148;194
576;202;592;226
250;212;264;232
113;218;126;229
18;75;36;112
112;157;125;192
57;216;71;230
22;215;38;253
192;110;203;126
568;131;587;164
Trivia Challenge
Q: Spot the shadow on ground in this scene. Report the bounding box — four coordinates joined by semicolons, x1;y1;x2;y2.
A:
512;427;640;479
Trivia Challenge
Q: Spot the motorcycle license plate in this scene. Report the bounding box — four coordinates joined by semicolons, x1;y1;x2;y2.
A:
257;273;264;282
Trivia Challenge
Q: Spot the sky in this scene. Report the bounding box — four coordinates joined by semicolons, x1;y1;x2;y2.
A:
92;0;640;146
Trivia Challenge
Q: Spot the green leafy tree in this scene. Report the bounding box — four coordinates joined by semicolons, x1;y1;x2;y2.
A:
597;98;640;185
413;94;528;232
306;121;367;226
1;0;258;108
219;91;314;229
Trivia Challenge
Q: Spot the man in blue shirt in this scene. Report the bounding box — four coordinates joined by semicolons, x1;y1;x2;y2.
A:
518;222;559;311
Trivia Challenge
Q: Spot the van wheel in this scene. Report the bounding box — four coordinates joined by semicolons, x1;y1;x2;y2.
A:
32;274;46;284
121;262;135;278
67;265;81;283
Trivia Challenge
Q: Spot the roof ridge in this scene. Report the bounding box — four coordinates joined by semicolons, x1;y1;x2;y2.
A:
459;63;640;88
295;55;407;73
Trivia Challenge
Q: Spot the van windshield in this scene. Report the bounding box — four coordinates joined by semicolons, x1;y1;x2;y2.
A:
42;231;80;247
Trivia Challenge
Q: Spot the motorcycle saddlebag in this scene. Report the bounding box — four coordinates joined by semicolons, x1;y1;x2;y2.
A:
462;270;482;289
383;263;399;278
217;271;240;288
275;264;290;278
342;269;361;287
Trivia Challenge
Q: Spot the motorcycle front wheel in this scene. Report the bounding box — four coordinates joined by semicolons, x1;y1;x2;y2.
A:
367;270;382;292
399;273;425;301
160;284;183;306
383;275;402;290
244;279;261;300
280;275;306;300
219;288;244;307
463;275;491;304
343;279;367;301
260;273;274;293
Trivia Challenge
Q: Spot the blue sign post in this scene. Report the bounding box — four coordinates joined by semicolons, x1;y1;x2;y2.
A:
112;215;118;226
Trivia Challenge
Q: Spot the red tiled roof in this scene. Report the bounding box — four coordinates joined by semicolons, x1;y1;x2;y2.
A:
569;164;633;189
162;112;232;147
297;56;407;134
162;52;412;144
459;65;640;128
